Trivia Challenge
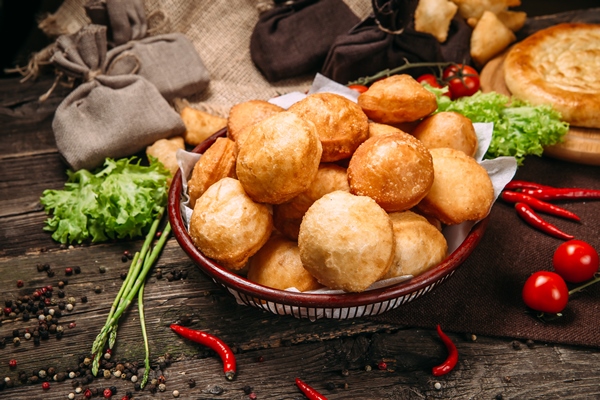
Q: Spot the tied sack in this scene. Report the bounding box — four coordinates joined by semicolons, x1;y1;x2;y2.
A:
85;0;210;101
51;24;185;171
321;0;472;85
250;0;360;82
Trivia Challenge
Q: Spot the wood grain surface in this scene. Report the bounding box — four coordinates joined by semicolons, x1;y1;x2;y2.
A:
2;74;600;400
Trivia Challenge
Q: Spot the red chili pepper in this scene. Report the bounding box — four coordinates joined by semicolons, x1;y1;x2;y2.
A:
520;187;600;201
514;203;574;240
501;191;580;221
504;180;554;191
432;324;458;377
170;324;236;380
295;378;328;400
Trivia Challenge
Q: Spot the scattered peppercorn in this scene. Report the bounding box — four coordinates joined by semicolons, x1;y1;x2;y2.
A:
65;267;73;276
99;266;107;273
526;339;535;348
242;385;253;395
172;390;180;398
16;280;24;288
188;378;196;388
511;340;521;350
42;381;50;390
95;286;102;294
377;361;387;370
8;359;17;368
103;388;113;398
74;266;81;274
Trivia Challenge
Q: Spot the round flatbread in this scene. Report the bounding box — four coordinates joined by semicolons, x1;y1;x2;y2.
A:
503;23;600;128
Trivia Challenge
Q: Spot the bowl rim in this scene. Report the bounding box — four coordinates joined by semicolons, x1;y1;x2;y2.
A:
168;128;490;309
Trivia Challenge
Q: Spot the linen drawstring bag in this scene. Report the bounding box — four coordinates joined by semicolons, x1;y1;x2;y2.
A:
85;0;210;101
51;24;186;171
250;0;360;82
321;0;472;85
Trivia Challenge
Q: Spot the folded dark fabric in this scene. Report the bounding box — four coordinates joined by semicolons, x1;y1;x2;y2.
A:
84;0;210;100
250;0;360;82
321;0;472;85
51;25;185;171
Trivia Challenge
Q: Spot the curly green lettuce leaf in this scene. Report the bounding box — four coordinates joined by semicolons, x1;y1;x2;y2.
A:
40;157;171;244
428;89;569;165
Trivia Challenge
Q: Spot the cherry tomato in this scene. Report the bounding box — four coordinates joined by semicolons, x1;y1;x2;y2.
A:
522;271;569;314
442;64;480;99
552;240;599;283
416;73;442;88
348;84;369;94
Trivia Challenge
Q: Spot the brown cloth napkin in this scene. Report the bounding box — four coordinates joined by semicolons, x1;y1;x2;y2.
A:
370;155;600;348
321;0;472;85
250;0;360;82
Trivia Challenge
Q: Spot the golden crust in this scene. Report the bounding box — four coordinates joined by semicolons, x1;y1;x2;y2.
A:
503;23;600;128
188;137;238;208
411;111;478;157
384;211;448;279
189;177;273;271
367;122;409;138
227;100;284;146
348;132;434;212
298;191;394;292
180;107;227;146
288;92;369;162
416;147;494;225
414;0;458;43
247;233;321;292
273;163;349;240
146;136;185;178
236;111;323;204
358;74;438;124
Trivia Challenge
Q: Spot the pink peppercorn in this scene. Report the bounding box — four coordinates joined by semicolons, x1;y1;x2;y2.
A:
16;280;24;288
8;359;17;368
41;382;50;390
103;388;112;398
378;361;387;370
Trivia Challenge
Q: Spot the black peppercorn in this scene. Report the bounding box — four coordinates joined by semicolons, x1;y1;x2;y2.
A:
81;296;88;303
242;385;252;395
47;269;55;277
74;266;81;274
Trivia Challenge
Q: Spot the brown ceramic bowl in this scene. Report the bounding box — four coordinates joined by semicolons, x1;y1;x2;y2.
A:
168;128;489;320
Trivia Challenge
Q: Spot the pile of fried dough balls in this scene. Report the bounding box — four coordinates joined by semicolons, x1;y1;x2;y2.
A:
168;75;495;294
414;0;527;66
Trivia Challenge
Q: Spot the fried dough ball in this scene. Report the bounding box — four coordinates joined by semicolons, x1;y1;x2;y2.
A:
411;112;478;157
189;177;273;271
146;136;185;178
247;233;321;292
273;163;349;240
180;107;227;146
298;191;395;292
383;211;448;279
348;132;434;212
358;74;438;124
236;111;323;204
416;147;495;225
188;137;238;208
367;122;409;138
288;92;369;162
227;100;284;147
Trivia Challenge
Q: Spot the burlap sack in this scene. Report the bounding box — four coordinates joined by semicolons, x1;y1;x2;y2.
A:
51;24;185;171
85;0;210;101
38;0;373;115
321;0;473;85
249;0;360;82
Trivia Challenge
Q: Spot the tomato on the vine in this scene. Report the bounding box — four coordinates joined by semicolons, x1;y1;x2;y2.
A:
348;84;369;94
416;73;442;88
522;271;569;314
552;240;599;283
442;64;480;99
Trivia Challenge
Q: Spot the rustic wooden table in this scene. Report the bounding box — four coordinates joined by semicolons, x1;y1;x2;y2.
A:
2;71;600;400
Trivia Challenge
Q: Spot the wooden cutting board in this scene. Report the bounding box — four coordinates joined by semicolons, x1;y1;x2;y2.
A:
480;51;600;166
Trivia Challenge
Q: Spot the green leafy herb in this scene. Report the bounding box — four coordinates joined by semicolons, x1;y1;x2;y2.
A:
430;89;570;165
40;157;171;244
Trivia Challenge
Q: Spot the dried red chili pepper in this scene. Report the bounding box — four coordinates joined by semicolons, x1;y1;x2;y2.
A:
295;378;328;400
520;187;600;201
514;202;574;240
432;324;458;377
170;324;236;380
504;180;554;191
501;191;580;221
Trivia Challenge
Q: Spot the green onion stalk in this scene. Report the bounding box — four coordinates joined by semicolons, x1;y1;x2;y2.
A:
91;205;171;382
